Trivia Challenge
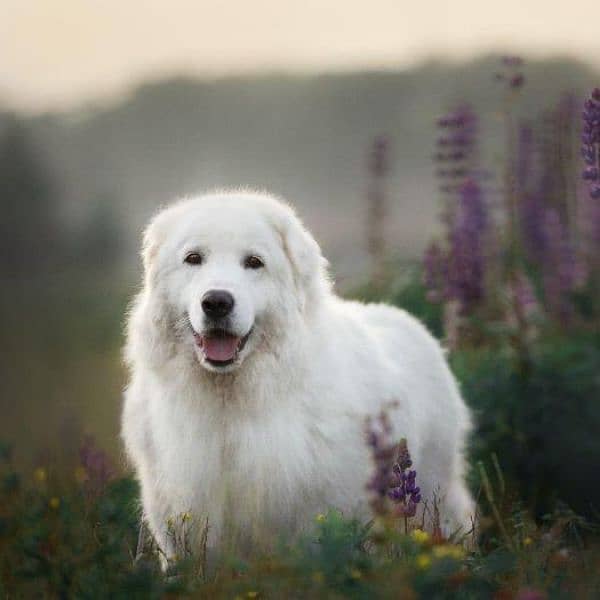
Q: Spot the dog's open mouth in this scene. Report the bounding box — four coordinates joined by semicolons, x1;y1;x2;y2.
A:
194;328;252;367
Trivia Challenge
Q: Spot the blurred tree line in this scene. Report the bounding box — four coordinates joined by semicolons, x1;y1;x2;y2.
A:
0;117;127;467
0;117;122;281
0;119;58;278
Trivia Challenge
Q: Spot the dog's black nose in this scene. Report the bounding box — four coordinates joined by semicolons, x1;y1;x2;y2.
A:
202;290;235;319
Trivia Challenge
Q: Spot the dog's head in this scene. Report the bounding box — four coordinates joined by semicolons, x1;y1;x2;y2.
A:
133;191;329;374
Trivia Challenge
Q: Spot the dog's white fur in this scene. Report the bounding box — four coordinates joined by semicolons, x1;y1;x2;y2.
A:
122;191;474;561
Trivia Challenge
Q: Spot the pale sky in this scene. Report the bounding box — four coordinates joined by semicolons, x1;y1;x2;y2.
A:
2;0;599;113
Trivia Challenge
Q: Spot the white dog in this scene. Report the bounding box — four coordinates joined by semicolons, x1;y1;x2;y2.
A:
122;191;474;563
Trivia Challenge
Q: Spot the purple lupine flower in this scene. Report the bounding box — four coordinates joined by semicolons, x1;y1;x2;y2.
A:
576;181;600;267
515;122;551;263
445;178;489;314
513;93;588;326
365;415;421;520
580;88;600;244
520;194;548;264
427;106;492;326
435;106;477;154
365;412;395;515
388;439;421;518
516;123;535;196
538;93;578;221
434;104;478;209
540;209;581;324
517;94;589;298
79;435;115;496
581;90;600;172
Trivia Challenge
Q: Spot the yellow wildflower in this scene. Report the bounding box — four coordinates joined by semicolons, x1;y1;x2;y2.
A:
411;529;430;544
246;592;259;598
49;497;60;510
34;467;47;483
315;513;326;523
432;544;465;560
350;568;362;580
181;512;192;522
523;537;533;547
416;554;431;569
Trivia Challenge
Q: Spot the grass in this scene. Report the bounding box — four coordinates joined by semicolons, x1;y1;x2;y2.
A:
1;445;599;598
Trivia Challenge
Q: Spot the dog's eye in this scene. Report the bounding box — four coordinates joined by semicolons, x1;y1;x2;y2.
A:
244;255;265;269
184;252;203;265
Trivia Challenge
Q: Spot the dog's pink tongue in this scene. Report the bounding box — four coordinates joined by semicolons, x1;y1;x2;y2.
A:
201;335;239;361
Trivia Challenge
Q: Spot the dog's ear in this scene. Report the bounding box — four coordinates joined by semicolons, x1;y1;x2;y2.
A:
140;208;172;285
141;221;159;279
129;208;178;368
280;212;330;313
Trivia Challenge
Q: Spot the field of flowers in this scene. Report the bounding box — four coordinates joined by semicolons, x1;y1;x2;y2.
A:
1;61;598;598
0;431;598;598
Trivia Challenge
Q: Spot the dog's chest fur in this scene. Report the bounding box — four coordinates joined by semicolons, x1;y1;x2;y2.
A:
145;375;367;548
